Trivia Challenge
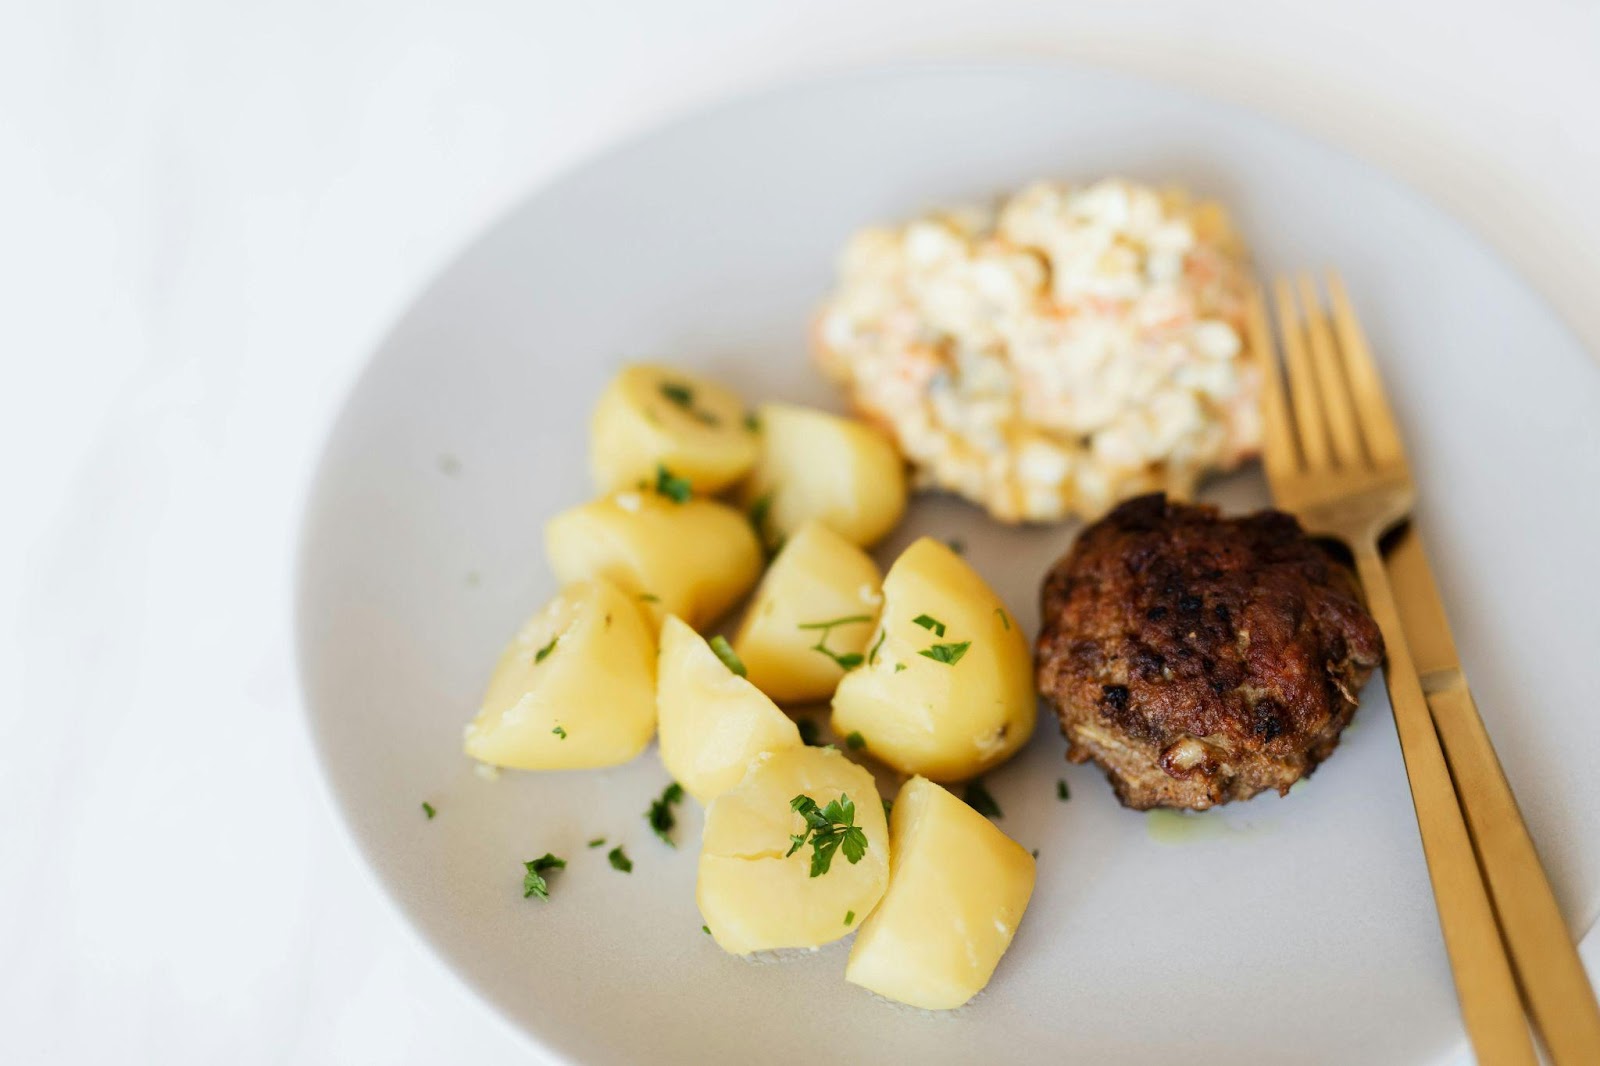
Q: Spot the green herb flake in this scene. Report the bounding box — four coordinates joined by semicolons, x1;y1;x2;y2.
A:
893;663;907;673
964;778;1003;819
710;635;747;677
748;492;775;549
796;718;823;746
867;627;887;665
588;837;606;848
844;910;856;926
1031;848;1040;859
845;731;867;751
552;725;567;739
421;802;436;820
702;925;711;935
534;635;559;663
654;464;693;504
912;614;946;637
522;853;567;900
660;381;695;407
647;781;686;847
786;793;869;878
608;846;633;873
797;614;874;631
996;607;1011;631
638;592;661;604
946;538;966;555
1057;779;1070;802
800;614;873;672
919;640;971;665
882;798;893;818
744;412;761;433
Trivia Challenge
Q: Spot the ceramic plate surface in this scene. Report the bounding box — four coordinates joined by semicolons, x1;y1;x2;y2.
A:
296;63;1600;1065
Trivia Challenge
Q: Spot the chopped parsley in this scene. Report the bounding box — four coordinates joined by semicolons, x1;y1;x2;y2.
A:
845;731;866;751
1057;779;1070;802
867;627;887;665
912;614;946;637
946;538;966;555
787;793;869;878
551;725;567;739
920;641;971;665
534;635;559;663
893;663;907;673
421;802;436;820
798;614;873;672
964;778;1002;819
995;607;1011;631
744;412;761;432
588;837;606;848
654;464;693;503
709;635;747;677
658;381;719;425
647;782;686;847
748;492;775;548
796;717;823;746
522;853;567;900
1032;848;1040;859
882;798;893;818
702;925;711;935
608;846;633;873
844;910;856;926
638;592;661;604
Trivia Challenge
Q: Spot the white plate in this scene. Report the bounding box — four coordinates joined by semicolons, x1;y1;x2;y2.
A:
295;63;1600;1065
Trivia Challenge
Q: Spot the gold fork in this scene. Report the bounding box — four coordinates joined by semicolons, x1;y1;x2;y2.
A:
1247;273;1562;1064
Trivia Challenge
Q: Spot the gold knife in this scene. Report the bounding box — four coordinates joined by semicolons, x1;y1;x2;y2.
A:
1387;522;1600;1063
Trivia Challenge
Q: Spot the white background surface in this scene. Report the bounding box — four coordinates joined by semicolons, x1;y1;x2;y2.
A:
2;2;1597;1063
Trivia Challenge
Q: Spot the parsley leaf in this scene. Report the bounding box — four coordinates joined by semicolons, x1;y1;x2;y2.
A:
1056;779;1070;802
647;781;685;847
421;802;436;820
867;627;886;665
654;464;693;503
920;641;971;665
638;592;661;604
799;614;873;672
748;492;775;550
912;614;946;637
608;846;633;873
893;663;907;673
522;853;566;900
534;635;559;663
658;381;718;425
744;412;761;433
796;718;823;746
946;538;966;555
995;607;1011;631
797;614;874;631
551;725;567;739
786;793;870;878
709;635;747;677
702;924;711;935
588;837;606;848
964;778;1003;819
845;731;866;751
844;910;856;926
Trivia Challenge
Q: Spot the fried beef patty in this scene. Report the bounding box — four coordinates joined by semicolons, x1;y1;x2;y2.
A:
1035;493;1383;810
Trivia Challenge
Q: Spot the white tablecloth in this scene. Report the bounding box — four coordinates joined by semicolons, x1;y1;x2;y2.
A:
4;2;1596;1062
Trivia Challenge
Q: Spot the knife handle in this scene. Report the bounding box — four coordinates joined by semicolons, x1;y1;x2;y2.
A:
1388;528;1600;1064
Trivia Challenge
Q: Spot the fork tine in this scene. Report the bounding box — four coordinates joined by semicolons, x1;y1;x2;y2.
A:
1272;277;1332;470
1297;274;1366;468
1327;271;1407;468
1245;281;1299;484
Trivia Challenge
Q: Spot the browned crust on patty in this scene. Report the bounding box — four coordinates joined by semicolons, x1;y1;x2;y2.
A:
1035;493;1384;810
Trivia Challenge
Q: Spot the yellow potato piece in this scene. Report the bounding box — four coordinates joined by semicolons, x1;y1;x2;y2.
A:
590;364;759;494
732;521;883;705
846;776;1036;1009
546;491;763;631
698;746;889;954
741;403;906;549
657;615;802;803
463;578;656;769
831;537;1034;781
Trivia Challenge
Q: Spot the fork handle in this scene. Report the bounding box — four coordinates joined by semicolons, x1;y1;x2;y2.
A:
1352;547;1538;1065
1427;675;1600;1063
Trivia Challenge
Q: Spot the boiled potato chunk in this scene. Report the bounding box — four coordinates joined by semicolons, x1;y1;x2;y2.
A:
698;746;889;954
732;520;883;704
742;403;906;549
831;537;1033;781
590;363;759;494
463;578;656;769
546;492;762;631
846;776;1036;1009
657;615;802;803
